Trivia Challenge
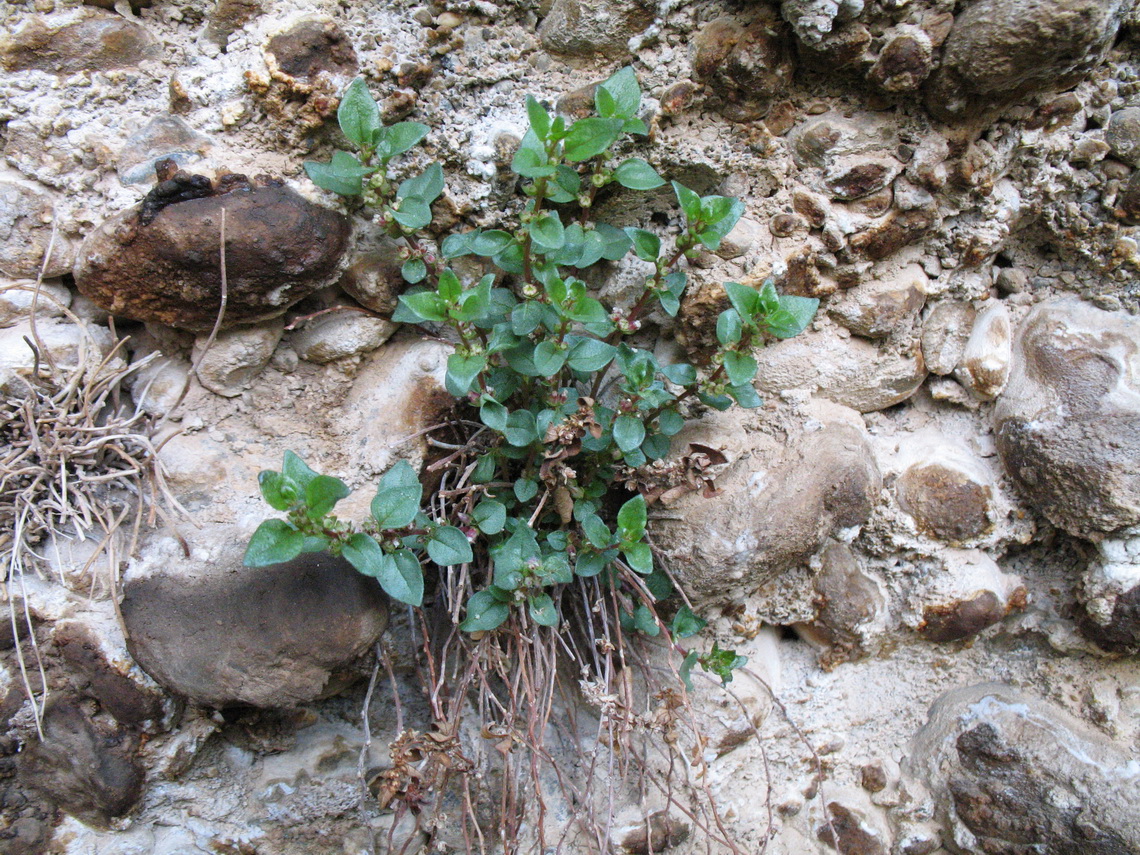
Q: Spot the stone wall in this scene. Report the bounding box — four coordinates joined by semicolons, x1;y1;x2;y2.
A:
2;0;1139;853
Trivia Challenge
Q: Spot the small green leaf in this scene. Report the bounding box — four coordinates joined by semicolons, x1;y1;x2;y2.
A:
427;526;473;566
376;121;429;159
671;606;708;639
528;593;559;627
392;197;433;230
660;362;696;386
342;533;390;577
304;150;369;196
398;162;445;205
258;471;299;511
532;341;567;375
766;295;820;339
244;519;304;567
626;228;661;262
672;181;702;223
594;223;632;260
504;410;538;447
305;474;350;518
371;460;423;529
441;232;473;258
386;548;425;606
563;117;624;162
480;400;508;431
575;551;608;578
645;568;673;599
472;230;515;257
597;66;641;119
514;477;539;503
530;211;565;251
473;499;507;535
567;338;617;373
581;513;612;549
702;643;747;685
622;540;653;574
460;590;510;632
729;382;763;408
617;494;647;542
656;409;685;436
614;158;665;190
282;451;320;489
633;603;660;636
511;130;554;177
446;352;486;397
679;649;700;691
401;257;427;284
526;95;552;140
724;282;761;319
716;309;743;346
722;351;758;387
397;290;447;322
613;415;645;453
337;78;380;148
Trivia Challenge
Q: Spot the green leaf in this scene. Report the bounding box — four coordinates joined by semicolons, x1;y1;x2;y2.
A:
679;649;700;691
282;451;319;490
480;399;508;431
401;257;427;284
622;540;653;574
659;292;680;317
531;341;566;375
613;415;645;453
581;513;612;549
575;551;608;577
511;130;554;177
530;211;565;251
633;603;660;636
526;95;552;140
441;232;473;258
660;362;696;386
671;606;707;639
473;499;507;535
460;590;510;632
397;290;447;322
724;282;761;319
563;117;624;162
528;593;559;627
672;181;702;223
376;121;430;159
437;268;461;303
342;533;390;577
623;117;648;136
597;66;641;119
699;391;734;411
540;552;573;584
258;471;299;511
244;519;304;567
398;162;445;205
656;408;685;436
722;351;758;387
305;474;350;518
504;410;537;447
446;352;486;397
371;460;423;529
645;568;673;599
387;549;425;606
304;150;369;196
550;165;581;202
337;78;380;148
766;295;820;339
594;223;632;260
702;643;747;685
617;494;647;542
511;301;547;336
626;228;661;262
427;526;473;566
716;309;743;346
699;197;745;249
614;158;665;190
567;337;616;372
472;230;516;257
392;197;433;230
729;382;763;408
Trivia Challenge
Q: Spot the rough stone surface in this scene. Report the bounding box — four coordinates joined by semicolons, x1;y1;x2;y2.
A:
995;298;1140;538
692;13;795;121
0;280;72;327
121;547;389;708
265;17;358;84
18;698;144;828
1078;527;1140;655
916;550;1027;643
0;180;75;278
339;237;406;314
0;8;159;74
796;541;888;668
290;313;397;364
1106;107;1140;168
654;401;881;603
921;301;976;376
907;684;1140;854
896;460;994;544
538;0;654;57
924;0;1130;124
955;302;1011;402
116;115;213;186
829;263;926;339
74;173;352;332
193;319;283;397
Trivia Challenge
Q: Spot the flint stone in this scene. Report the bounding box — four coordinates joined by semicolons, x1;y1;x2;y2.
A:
994;298;1140;538
829;263;926;339
116;115;213;186
205;0;265;46
921;301;976;375
0;318;119;393
193;318;283;397
265;18;358;83
917;550;1026;643
955;302;1011;402
653;401;880;603
0;8;159;74
74;177;352;332
692;13;795;121
897;460;993;544
291;313;397;364
538;0;655;57
1077;527;1140;655
924;0;1130;124
0;280;72;327
339;237;406;314
868;27;933;93
125;353;191;416
0;180;76;279
121;548;389;708
906;684;1140;854
796;541;888;668
752;329;927;413
18;698;144;828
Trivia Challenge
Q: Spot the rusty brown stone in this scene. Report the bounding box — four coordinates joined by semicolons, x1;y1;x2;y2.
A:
849;209;936;261
265;19;357;83
0;9;159;74
897;463;993;542
693;13;794;121
868;32;932;93
74;168;352;332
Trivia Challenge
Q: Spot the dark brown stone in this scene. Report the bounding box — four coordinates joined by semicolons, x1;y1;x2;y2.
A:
693;14;794;121
53;621;164;726
121;551;389;708
896;463;992;542
849;209;936;261
18;698;144;828
868;32;932;93
0;9;159;74
205;0;264;46
74;170;352;332
556;82;599;119
266;19;358;83
1116;171;1140;224
1077;584;1140;655
920;591;1011;643
826;161;896;201
861;762;888;793
816;802;888;855
615;811;691;854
